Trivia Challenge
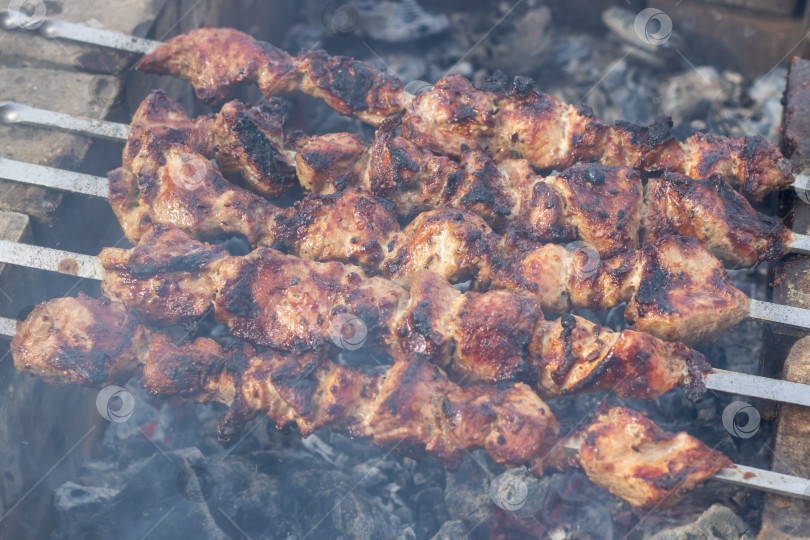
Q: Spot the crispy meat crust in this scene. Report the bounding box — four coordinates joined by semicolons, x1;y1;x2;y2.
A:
625;235;750;345
10;294;147;386
576;407;732;508
126;90;294;198
644;172;790;266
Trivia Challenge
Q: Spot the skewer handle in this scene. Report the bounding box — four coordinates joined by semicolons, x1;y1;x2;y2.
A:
0;239;102;280
705;369;810;408
0;102;129;142
0;158;108;198
748;299;810;332
787;232;810;256
715;465;810;500
0;12;161;54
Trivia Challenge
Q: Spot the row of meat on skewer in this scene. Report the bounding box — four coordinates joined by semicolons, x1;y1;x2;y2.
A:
5;27;810;512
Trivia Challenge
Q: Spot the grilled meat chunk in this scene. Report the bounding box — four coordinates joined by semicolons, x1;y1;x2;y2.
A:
10;294;147;386
625;235;750;344
573;407;732;508
99;224;228;325
125;90;294;197
644;172;790;266
138;28;406;124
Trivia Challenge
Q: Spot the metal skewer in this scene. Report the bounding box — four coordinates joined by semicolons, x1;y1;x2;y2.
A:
561;437;810;502
0;11;161;54
1;240;810;408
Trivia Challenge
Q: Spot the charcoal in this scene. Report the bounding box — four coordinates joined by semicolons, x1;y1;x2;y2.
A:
650;504;755;540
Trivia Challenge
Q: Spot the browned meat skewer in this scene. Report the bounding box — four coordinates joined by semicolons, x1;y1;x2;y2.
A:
97;223;711;398
293;117;790;267
112;130;752;344
137;28;792;201
11;294;731;509
128;90;789;268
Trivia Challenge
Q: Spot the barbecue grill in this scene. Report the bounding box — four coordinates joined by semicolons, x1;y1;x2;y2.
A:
2;1;810;538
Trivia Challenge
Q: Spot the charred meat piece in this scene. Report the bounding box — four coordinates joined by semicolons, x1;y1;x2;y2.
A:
625;235;750;344
644;172;790;267
138;28;406;124
10;294;147;386
573;407;732;508
98;225;710;400
125;90;294;198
